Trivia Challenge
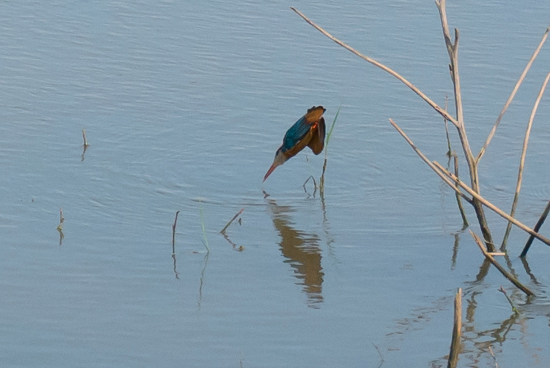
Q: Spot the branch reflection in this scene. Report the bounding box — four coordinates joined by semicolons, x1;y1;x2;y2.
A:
265;195;324;308
81;143;88;162
456;235;540;366
57;228;64;246
394;233;545;366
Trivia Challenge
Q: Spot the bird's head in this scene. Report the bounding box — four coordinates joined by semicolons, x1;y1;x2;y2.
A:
263;148;287;182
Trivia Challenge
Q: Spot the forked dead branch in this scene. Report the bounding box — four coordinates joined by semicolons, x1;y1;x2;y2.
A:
291;2;550;300
291;3;550;259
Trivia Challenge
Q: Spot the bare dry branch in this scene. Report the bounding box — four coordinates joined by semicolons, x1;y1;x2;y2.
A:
172;210;180;267
470;230;534;296
436;0;493;248
478;25;550;162
290;7;458;127
390;118;530;251
389;119;473;205
521;200;550;258
436;0;468;155
443;96;453;158
443;95;469;228
453;155;469;228
501;69;550;248
433;162;550;246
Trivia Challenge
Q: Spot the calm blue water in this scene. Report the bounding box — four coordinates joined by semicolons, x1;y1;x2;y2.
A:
1;1;550;367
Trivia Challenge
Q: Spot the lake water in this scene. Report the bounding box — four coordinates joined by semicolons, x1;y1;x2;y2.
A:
1;1;550;367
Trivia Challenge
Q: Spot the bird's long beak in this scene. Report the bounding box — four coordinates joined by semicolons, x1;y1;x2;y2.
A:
264;150;286;182
263;164;277;182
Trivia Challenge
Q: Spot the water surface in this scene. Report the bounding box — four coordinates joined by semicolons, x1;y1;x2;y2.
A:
1;1;550;367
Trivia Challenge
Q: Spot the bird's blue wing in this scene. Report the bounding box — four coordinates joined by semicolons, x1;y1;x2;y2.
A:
280;115;311;154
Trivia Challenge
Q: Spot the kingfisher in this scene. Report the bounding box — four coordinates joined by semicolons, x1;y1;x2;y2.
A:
263;106;326;182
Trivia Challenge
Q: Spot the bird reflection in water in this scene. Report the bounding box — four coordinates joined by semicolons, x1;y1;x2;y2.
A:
265;194;324;308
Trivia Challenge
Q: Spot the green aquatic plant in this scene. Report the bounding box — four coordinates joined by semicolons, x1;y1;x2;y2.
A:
319;106;340;195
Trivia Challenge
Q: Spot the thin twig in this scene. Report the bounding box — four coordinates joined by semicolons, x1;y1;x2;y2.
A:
453;155;469;229
58;228;64;246
434;161;550;246
470;231;534;296
172;210;180;253
436;0;472;162
81;129;89;162
389;119;473;206
220;208;244;234
501;70;550;249
57;207;64;231
520;200;550;258
172;211;180;279
443;95;452;158
447;288;462;368
290;7;458;127
392;117;550;247
391;118;515;251
57;207;65;246
435;0;456;57
478;25;550;162
442;95;468;228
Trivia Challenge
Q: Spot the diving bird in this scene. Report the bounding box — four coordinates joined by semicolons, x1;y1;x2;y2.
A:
263;106;326;182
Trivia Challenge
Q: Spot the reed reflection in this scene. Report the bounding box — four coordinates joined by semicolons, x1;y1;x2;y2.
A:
265;195;324;308
453;237;542;366
393;233;545;367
